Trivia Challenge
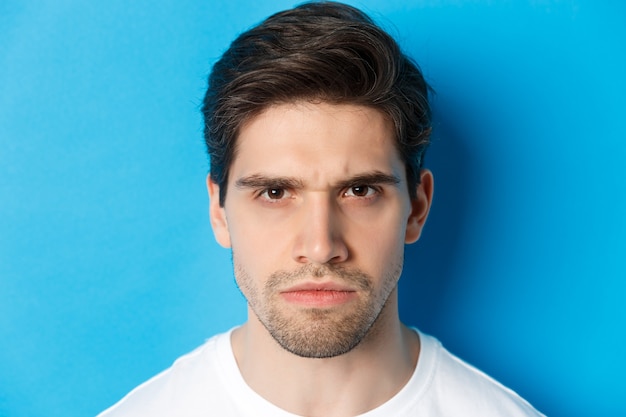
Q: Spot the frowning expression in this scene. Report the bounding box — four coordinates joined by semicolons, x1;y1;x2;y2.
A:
208;102;431;357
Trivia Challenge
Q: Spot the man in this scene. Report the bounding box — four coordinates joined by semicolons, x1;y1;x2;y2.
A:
99;2;544;416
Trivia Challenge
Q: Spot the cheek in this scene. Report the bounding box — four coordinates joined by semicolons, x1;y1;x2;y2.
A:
349;213;407;271
230;233;266;271
368;232;405;267
227;210;288;274
228;198;289;237
356;201;408;241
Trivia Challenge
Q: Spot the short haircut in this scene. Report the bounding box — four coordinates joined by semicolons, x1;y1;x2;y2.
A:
202;1;431;206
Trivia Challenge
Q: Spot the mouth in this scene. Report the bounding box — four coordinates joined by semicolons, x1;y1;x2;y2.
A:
280;282;358;307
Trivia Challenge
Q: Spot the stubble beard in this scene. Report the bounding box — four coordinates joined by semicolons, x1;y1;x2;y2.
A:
233;257;402;359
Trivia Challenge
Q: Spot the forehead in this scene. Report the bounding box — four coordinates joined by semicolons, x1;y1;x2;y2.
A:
229;101;403;183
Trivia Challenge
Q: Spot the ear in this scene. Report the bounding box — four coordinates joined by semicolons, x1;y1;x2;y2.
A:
405;169;434;244
206;174;232;248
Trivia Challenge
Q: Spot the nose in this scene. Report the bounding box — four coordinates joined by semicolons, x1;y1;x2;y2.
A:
292;194;349;265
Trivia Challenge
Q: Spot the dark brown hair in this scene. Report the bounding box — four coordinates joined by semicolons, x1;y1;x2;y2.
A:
202;1;431;206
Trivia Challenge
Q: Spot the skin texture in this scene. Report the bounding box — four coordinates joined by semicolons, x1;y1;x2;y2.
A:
207;101;433;417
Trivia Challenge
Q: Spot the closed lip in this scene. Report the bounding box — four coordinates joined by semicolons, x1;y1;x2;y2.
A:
280;281;357;293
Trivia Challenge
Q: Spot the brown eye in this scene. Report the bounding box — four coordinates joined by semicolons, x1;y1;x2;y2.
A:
267;188;284;199
345;185;375;197
259;188;291;201
352;186;368;196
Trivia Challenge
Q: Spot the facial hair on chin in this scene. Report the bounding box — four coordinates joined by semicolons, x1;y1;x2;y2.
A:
233;259;402;359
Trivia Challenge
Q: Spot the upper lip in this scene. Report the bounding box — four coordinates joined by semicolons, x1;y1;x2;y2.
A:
280;281;357;293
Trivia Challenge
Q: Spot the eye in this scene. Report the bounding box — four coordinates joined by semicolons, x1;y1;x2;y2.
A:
259;188;291;201
344;185;377;198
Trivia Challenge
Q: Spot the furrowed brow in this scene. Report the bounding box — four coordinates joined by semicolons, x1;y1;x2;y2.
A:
337;171;401;189
235;174;304;190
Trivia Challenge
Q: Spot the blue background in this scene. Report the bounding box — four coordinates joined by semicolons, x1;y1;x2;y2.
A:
1;1;624;416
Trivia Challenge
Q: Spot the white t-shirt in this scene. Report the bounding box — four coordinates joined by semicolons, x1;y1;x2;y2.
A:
98;328;544;416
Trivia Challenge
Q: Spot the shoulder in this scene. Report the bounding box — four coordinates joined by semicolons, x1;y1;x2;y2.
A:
97;330;236;417
417;331;545;417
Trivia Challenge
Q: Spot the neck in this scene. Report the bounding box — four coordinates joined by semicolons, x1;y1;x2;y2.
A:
231;290;420;417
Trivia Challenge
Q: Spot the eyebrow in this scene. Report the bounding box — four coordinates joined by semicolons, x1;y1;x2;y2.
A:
235;174;304;190
234;171;400;190
336;171;401;190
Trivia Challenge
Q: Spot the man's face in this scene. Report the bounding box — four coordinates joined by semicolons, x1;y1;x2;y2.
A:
208;102;431;358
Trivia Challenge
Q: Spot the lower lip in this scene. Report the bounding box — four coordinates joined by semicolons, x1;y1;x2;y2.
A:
280;290;356;307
